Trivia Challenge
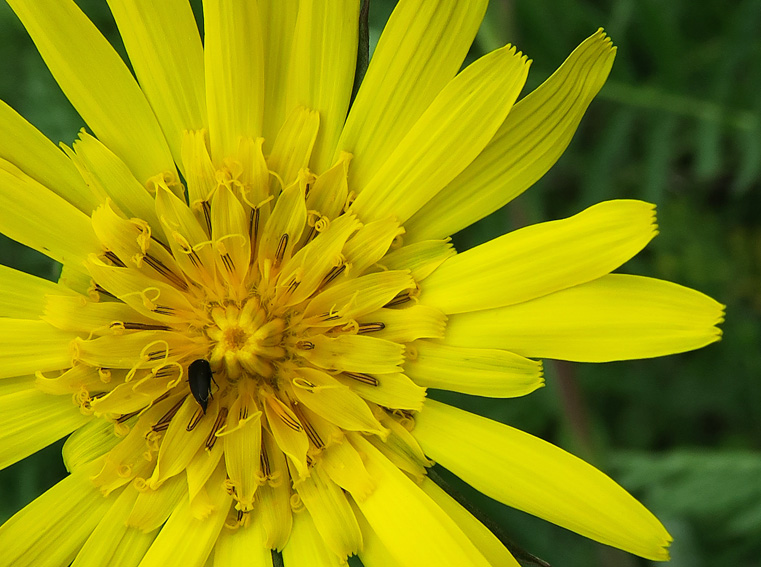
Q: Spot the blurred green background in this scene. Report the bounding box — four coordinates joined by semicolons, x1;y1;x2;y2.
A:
0;1;759;566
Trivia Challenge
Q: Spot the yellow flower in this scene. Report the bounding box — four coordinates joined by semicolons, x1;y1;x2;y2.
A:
0;1;723;566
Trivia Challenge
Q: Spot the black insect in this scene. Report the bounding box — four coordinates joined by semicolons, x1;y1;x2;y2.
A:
188;359;214;414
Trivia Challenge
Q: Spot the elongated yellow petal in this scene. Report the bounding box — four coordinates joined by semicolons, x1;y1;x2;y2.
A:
294;464;363;559
445;274;725;362
0;459;112;567
356;305;447;344
128;473;188;533
263;393;310;480
291;367;386;435
286;0;359;173
258;0;299;148
405;340;543;398
349;435;493;567
420;478;520;567
0;264;75;319
338;372;426;411
336;0;488;189
350;45;530;223
0;100;97;214
342;218;404;277
320;437;376;501
107;0;207;166
213;522;271;567
413;400;672;560
72;485;155;567
0;375;90;470
138;461;230;567
0;159;100;267
6;0;175;184
0;320;78;380
282;510;343;567
380;239;456;281
222;393;262;512
72;132;163;231
421;200;658;313
204;0;265;162
406;29;617;241
254;430;293;551
44;294;162;335
302;334;404;374
267;106;320;191
63;418;123;473
354;503;405;567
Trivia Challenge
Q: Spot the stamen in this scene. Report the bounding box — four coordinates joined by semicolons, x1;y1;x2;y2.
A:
92;283;116;298
186;407;205;431
318;264;346;290
293;405;323;449
104;250;126;267
201;200;212;235
115;409;141;424
274;234;288;267
143;254;189;291
260;442;271;479
221;253;236;274
343;371;379;386
115;322;173;332
384;291;412;307
296;340;314;350
205;407;228;450
249;208;260;247
357;322;386;334
151;397;185;433
152;306;176;316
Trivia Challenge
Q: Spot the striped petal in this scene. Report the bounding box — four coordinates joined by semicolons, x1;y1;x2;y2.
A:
107;0;207;167
350;45;529;224
0;376;90;470
406;29;617;241
336;0;487;190
0;264;76;319
6;0;175;184
444;274;725;362
420;200;658;313
0;459;112;567
349;434;493;567
203;0;265;162
285;0;359;173
281;510;343;567
413;400;672;560
0;320;78;380
0;100;97;214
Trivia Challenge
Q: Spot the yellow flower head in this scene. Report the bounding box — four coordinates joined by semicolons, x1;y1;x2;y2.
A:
0;1;723;566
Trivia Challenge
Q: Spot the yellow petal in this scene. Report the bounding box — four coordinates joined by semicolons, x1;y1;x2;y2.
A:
350;45;530;223
222;393;262;512
294;464;363;559
338;372;426;412
267;106;320;191
285;0;359;173
138;461;230;567
258;180;307;270
281;509;343;567
420;200;658;313
72;484;155;567
320;436;375;501
127;473;188;533
0;459;112;567
63;418;123;473
6;0;175;184
106;0;207;166
211;185;251;291
203;0;264;162
0;159;100;267
291;367;386;436
0;264;76;319
0;100;97;214
43;293;164;335
71;132;163;231
213;522;271;567
405;340;543;398
445;274;725;362
380;239;456;281
336;0;488;189
253;430;293;551
413;400;672;561
420;478;520;567
258;0;299;148
342;217;404;277
355;305;447;344
354;504;404;567
0;375;90;470
349;434;493;567
149;396;220;488
263;393;310;480
406;29;617;241
302;334;404;375
0;320;77;380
